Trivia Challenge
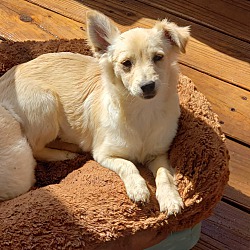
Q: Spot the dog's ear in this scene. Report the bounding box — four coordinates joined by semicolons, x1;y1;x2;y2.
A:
155;19;190;53
87;11;120;57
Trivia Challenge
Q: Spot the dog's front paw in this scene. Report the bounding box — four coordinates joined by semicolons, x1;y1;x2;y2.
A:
156;185;184;216
124;174;150;203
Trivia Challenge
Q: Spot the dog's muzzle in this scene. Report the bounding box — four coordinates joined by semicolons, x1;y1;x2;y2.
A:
141;81;156;99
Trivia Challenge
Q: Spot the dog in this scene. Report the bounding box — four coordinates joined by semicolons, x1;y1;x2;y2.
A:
0;11;189;215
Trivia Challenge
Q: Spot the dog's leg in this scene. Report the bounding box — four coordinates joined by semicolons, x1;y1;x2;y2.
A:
34;148;78;162
98;157;150;203
148;155;183;216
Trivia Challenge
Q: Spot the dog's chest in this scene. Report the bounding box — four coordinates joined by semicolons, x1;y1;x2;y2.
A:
135;119;169;159
100;94;179;163
113;107;172;163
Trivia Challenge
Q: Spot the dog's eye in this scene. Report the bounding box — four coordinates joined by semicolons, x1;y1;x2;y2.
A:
122;60;132;68
153;54;164;62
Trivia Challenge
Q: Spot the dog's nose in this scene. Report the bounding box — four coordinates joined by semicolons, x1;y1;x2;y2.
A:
141;81;155;94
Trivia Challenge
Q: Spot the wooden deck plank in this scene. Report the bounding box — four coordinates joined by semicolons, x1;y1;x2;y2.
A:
223;139;250;210
226;140;250;196
26;0;250;91
193;202;250;250
0;0;54;41
25;0;89;25
138;0;250;43
0;0;85;41
180;65;250;145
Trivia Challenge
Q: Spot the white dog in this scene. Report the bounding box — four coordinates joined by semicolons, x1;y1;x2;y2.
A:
0;11;189;215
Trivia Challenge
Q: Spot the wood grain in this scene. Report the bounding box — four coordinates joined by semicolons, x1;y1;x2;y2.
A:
26;0;250;91
180;65;250;145
193;202;250;250
138;0;250;42
0;0;85;41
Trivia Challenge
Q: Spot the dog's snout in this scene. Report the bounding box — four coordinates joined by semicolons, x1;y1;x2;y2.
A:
141;81;155;94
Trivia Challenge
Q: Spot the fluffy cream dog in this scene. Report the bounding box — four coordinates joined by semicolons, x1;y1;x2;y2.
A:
0;11;189;215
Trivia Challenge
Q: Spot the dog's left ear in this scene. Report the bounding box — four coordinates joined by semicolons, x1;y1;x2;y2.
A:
155;19;190;53
87;11;120;57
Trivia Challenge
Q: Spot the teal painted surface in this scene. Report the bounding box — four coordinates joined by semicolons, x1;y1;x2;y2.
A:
145;223;201;250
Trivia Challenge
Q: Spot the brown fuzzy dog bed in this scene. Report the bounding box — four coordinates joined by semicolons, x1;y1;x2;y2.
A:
0;40;229;250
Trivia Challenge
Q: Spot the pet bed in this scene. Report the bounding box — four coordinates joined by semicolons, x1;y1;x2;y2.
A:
0;39;229;250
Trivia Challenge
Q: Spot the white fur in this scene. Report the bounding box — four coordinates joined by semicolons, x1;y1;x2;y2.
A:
0;11;190;215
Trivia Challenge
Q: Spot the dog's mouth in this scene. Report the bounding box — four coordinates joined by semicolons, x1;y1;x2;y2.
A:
142;92;156;99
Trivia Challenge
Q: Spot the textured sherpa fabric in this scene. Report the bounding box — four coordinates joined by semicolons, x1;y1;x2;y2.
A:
0;40;230;250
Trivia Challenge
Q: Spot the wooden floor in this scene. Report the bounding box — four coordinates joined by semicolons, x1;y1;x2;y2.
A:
0;0;249;249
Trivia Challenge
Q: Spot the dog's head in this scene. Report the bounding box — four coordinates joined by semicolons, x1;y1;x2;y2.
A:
87;11;190;100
